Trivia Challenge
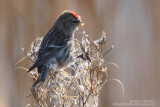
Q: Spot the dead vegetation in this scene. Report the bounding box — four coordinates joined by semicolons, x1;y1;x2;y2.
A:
16;31;124;107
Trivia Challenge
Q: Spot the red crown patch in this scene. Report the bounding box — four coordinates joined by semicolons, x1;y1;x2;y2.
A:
70;11;78;19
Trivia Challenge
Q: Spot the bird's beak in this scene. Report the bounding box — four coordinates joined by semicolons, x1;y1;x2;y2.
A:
78;21;84;26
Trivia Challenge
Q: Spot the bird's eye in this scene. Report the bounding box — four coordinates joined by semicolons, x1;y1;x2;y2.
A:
72;21;77;23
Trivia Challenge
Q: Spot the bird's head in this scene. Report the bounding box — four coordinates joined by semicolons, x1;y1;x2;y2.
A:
55;10;83;34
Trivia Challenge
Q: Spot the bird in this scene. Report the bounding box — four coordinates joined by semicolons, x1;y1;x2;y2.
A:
28;10;83;87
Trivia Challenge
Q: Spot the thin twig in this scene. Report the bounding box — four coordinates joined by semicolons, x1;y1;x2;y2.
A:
103;45;114;57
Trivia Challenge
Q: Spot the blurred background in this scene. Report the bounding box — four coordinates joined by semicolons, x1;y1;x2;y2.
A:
0;0;160;107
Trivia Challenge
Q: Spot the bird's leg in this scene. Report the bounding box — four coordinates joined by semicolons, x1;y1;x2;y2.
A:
76;54;86;61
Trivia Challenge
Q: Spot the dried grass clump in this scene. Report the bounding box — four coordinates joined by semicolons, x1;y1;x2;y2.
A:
16;31;124;107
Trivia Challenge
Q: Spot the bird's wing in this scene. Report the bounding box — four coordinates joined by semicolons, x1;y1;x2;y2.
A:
28;46;62;72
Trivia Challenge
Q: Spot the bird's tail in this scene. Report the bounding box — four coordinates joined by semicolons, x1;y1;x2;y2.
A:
32;65;50;87
28;63;38;73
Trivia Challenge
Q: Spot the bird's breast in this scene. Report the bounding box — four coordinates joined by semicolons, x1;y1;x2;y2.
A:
56;43;74;67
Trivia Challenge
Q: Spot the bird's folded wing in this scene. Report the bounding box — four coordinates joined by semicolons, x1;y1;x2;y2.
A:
28;46;59;72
